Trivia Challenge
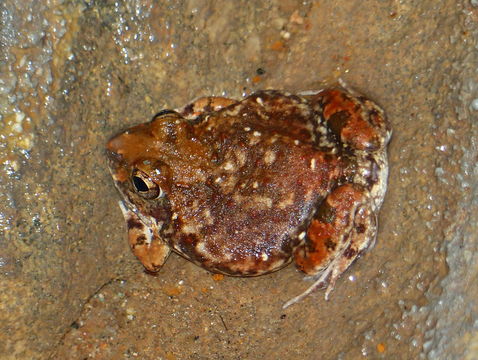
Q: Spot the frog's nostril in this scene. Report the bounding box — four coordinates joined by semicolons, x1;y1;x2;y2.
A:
106;136;121;153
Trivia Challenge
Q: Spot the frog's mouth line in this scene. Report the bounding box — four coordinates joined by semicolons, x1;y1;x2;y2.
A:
117;198;160;235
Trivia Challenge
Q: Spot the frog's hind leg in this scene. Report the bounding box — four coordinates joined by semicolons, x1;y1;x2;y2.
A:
285;184;377;308
118;201;171;273
312;86;391;152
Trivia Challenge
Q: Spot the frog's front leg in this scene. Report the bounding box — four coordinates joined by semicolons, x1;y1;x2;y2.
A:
286;184;377;308
119;202;171;273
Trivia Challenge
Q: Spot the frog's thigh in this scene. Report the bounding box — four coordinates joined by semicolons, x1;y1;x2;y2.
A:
119;202;171;273
313;89;388;151
179;96;237;119
294;184;376;296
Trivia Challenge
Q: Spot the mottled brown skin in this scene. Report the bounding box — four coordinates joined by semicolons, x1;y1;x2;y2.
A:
107;86;391;306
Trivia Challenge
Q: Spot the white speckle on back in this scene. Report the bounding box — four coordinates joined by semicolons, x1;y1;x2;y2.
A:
249;136;261;146
255;196;273;208
225;105;241;117
310;158;316;170
253;131;261;137
298;231;306;240
182;222;201;234
195;242;207;255
220;175;238;192
236;150;247;166
223;162;235;171
203;208;214;225
264;150;276;165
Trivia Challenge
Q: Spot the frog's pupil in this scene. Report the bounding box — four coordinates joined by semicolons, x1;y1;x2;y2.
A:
133;176;149;192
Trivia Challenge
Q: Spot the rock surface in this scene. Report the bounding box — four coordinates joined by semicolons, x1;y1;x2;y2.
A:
0;1;476;359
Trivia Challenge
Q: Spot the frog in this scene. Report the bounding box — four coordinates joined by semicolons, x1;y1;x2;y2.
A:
106;83;391;308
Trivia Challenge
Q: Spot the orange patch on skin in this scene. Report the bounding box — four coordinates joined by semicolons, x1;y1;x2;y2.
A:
128;230;170;273
376;343;386;353
295;220;334;273
322;90;377;150
329;183;362;208
341;116;377;150
295;184;364;274
321;90;349;118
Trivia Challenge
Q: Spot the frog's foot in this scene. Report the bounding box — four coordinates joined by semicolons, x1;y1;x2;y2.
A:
313;87;390;151
286;184;377;308
118;201;171;273
179;96;237;120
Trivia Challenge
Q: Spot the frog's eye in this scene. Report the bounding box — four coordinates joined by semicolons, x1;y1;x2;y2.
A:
131;170;163;199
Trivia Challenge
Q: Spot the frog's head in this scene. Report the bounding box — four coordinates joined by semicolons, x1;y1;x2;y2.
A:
106;111;184;221
106;109;213;220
